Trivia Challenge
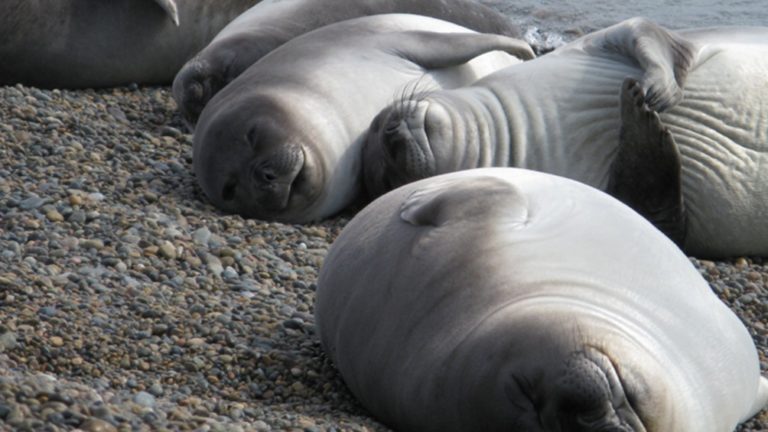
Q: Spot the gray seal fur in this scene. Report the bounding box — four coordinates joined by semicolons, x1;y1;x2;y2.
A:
316;167;768;432
363;17;768;257
0;0;261;88
172;0;523;126
193;14;533;223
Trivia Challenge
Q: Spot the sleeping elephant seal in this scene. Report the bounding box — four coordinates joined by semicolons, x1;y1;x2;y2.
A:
0;0;261;88
316;167;768;432
173;0;523;126
193;14;533;223
362;17;768;258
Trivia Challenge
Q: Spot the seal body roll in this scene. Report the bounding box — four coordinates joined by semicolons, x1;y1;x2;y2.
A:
192;14;533;223
316;167;768;431
172;0;523;126
362;18;768;257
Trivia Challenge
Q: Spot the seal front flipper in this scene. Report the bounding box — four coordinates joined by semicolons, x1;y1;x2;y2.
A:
581;17;695;111
394;32;535;69
607;78;687;248
400;175;528;228
152;0;180;26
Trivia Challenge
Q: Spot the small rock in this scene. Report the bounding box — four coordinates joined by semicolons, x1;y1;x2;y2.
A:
133;391;156;408
46;209;64;222
68;210;87;223
253;420;271;431
205;254;224;276
20;196;46;210
69;195;83;206
80;417;118;432
158;241;177;259
50;336;64;347
193;227;211;246
0;332;17;352
222;266;238;279
80;239;105;250
148;383;164;397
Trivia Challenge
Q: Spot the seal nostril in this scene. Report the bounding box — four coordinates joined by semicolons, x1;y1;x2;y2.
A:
222;178;237;201
254;166;276;183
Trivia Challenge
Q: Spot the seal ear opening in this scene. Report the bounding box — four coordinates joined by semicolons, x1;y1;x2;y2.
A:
400;174;528;227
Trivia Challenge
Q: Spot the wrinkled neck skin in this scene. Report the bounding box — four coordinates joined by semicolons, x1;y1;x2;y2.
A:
412;55;635;189
408;82;572;181
417;87;521;173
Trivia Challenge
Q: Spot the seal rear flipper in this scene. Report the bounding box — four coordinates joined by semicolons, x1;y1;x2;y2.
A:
152;0;179;26
400;175;528;227
606;78;687;248
580;17;695;111
394;31;535;69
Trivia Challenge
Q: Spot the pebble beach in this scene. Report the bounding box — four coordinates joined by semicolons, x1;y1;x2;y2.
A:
1;39;767;432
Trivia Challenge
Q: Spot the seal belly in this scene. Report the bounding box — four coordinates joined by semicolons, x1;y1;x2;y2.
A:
663;48;768;256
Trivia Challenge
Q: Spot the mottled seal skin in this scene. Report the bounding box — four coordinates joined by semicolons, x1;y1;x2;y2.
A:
192;14;533;223
363;17;768;258
172;0;522;127
0;0;261;88
316;167;768;432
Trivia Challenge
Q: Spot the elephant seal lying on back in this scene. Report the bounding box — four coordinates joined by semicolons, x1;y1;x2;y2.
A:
316;167;768;432
0;0;261;88
193;14;533;223
363;17;768;258
172;0;523;126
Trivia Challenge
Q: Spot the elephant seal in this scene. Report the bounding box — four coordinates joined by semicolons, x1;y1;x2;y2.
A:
193;14;533;223
0;0;261;88
316;167;768;432
173;0;523;126
363;17;768;258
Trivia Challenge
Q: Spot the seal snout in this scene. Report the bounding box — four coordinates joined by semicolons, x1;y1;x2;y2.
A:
378;101;436;185
173;59;215;127
543;348;646;431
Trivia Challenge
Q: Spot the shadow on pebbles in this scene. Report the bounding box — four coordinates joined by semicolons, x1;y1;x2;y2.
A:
0;84;765;431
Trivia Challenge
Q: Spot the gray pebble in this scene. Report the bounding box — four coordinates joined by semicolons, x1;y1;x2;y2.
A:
133;391;155;408
193;227;212;246
20;196;46;210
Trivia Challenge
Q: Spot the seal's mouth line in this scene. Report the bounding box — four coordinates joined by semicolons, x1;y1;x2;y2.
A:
280;146;308;212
